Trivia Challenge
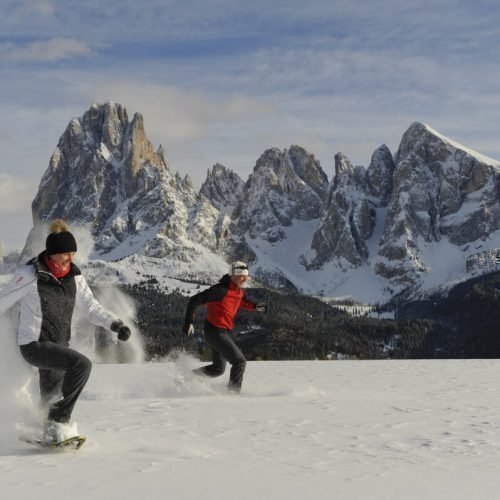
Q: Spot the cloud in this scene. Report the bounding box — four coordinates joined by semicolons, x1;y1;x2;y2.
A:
0;175;37;215
0;176;37;252
89;81;277;142
84;80;284;183
8;38;92;62
5;0;55;24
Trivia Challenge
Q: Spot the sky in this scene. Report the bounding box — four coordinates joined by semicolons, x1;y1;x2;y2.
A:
1;0;499;252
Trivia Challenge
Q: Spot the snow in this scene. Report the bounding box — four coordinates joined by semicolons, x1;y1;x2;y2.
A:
419;229;500;290
3;340;500;499
244;220;389;302
240;200;500;305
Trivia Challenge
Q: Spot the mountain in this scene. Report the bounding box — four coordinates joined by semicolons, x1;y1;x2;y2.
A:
308;146;395;269
235;146;327;242
375;122;500;285
20;103;500;303
199;163;245;214
22;102;230;280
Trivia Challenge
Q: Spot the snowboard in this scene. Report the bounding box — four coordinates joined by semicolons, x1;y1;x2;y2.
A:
19;434;87;450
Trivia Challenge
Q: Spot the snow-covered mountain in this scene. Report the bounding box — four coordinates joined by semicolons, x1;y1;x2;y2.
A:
376;122;500;285
308;146;396;269
22;102;231;282
20;103;500;302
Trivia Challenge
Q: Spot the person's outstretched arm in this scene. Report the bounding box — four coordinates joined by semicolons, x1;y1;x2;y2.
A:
74;275;131;340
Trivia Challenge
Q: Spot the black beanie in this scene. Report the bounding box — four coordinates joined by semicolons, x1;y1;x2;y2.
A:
45;231;78;256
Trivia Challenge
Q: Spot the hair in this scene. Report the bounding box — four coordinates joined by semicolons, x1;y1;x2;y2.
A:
48;219;70;234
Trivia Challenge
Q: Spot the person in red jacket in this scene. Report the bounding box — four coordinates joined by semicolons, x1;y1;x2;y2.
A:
182;261;266;392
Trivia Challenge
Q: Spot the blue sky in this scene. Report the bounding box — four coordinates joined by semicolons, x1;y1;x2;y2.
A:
1;0;500;251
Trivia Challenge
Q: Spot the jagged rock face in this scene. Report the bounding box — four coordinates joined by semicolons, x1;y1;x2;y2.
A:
308;148;395;268
366;145;396;206
376;122;500;283
438;151;500;245
21;106;500;298
309;154;371;268
31;102;168;233
23;102;222;261
287;145;329;199
236;146;328;242
199;163;245;213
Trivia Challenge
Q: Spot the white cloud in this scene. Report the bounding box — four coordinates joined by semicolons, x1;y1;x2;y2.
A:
0;175;36;215
8;38;92;62
90;81;278;142
0;176;37;252
85;81;284;184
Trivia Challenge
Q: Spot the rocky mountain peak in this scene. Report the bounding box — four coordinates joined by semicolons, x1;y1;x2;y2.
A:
366;144;395;206
286;145;329;199
199;163;245;212
77;101;129;150
253;147;282;172
334;152;354;177
122;111;167;197
376;122;500;284
394;121;447;165
22;102;193;260
309;151;375;269
156;144;169;169
237;147;326;242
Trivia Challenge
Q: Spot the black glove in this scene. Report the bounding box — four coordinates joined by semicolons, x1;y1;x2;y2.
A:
110;320;132;341
255;303;267;313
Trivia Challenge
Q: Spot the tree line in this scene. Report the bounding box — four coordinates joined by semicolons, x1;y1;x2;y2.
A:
116;283;452;361
396;271;500;358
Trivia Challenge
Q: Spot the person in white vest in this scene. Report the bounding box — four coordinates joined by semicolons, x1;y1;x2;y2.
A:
0;220;132;443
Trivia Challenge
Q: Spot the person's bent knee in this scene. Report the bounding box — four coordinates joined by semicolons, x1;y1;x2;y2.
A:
75;354;92;376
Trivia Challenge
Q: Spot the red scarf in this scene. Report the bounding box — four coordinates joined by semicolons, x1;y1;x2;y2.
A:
44;254;71;279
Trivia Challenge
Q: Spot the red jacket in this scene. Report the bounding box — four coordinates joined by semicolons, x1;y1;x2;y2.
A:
184;274;256;331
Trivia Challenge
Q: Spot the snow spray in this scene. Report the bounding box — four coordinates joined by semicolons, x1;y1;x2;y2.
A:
0;314;42;449
71;225;145;364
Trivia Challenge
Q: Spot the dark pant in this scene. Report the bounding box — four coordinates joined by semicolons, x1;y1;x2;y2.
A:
20;341;92;423
195;322;246;391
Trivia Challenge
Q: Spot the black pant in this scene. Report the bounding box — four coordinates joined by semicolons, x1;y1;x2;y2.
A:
20;341;92;423
196;321;246;391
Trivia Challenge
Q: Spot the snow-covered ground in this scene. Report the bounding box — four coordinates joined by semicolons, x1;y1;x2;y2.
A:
2;354;500;499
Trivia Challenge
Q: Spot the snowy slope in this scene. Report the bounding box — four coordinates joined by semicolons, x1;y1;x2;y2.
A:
244;211;500;302
2;352;500;499
246;219;390;300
